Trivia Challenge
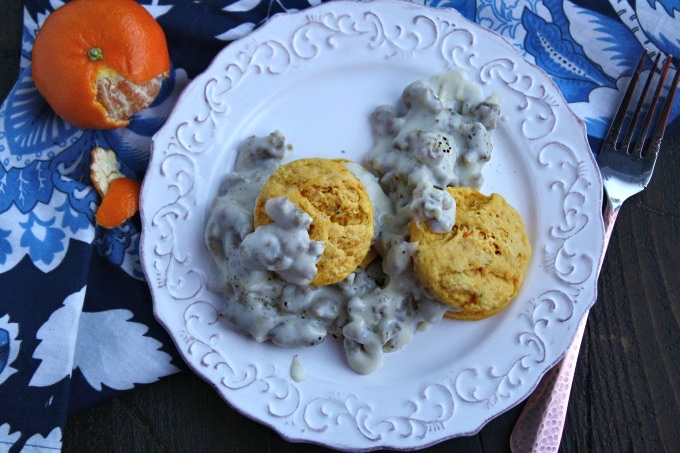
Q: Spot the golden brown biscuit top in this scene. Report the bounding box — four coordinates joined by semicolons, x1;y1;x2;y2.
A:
254;158;374;286
409;187;531;320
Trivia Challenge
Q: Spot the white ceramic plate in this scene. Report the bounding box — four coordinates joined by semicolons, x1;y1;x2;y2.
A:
141;1;605;449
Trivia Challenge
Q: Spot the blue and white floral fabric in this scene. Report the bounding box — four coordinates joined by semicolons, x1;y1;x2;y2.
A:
0;0;677;450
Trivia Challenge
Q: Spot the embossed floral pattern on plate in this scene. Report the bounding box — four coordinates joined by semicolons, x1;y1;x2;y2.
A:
140;1;605;450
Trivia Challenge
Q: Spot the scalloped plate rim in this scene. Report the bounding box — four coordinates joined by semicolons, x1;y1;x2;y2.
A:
140;0;605;450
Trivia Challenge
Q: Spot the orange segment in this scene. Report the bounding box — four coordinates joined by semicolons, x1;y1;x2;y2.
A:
95;177;141;229
95;71;165;123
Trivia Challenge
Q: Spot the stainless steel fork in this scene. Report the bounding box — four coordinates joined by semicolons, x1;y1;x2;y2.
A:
599;50;679;248
510;50;680;452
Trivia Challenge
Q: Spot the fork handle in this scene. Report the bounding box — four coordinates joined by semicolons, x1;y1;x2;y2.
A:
509;199;619;452
601;199;621;257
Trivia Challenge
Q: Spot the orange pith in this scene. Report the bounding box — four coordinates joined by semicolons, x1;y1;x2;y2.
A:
95;177;142;229
32;0;170;129
95;69;165;122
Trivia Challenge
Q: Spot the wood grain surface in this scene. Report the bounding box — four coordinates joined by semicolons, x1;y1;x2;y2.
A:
2;1;679;451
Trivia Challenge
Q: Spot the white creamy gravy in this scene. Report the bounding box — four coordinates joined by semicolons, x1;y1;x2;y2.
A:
290;355;305;382
205;70;500;374
239;197;324;286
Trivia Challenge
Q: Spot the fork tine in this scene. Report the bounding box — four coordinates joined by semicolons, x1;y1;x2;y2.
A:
633;55;674;156
603;50;647;149
646;60;680;159
621;53;661;152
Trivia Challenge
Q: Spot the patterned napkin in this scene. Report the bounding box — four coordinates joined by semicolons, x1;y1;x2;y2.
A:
0;0;677;450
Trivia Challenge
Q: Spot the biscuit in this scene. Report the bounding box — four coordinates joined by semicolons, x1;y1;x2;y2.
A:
254;158;374;286
409;187;531;320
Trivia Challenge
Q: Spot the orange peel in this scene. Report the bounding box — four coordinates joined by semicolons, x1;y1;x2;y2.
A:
90;147;141;229
90;147;124;197
95;178;141;229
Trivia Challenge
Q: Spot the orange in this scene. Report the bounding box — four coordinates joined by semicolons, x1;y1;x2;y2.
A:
32;0;170;129
95;177;141;229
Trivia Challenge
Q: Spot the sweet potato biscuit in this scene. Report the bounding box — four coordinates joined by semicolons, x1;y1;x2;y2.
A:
409;187;531;320
254;158;374;286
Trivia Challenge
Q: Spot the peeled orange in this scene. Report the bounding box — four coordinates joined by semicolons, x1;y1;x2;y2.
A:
32;0;170;129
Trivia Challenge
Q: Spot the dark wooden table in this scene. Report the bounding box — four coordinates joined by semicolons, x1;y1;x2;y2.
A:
2;1;679;451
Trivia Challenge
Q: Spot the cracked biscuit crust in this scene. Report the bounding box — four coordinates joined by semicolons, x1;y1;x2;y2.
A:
409;187;531;320
254;158;374;286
